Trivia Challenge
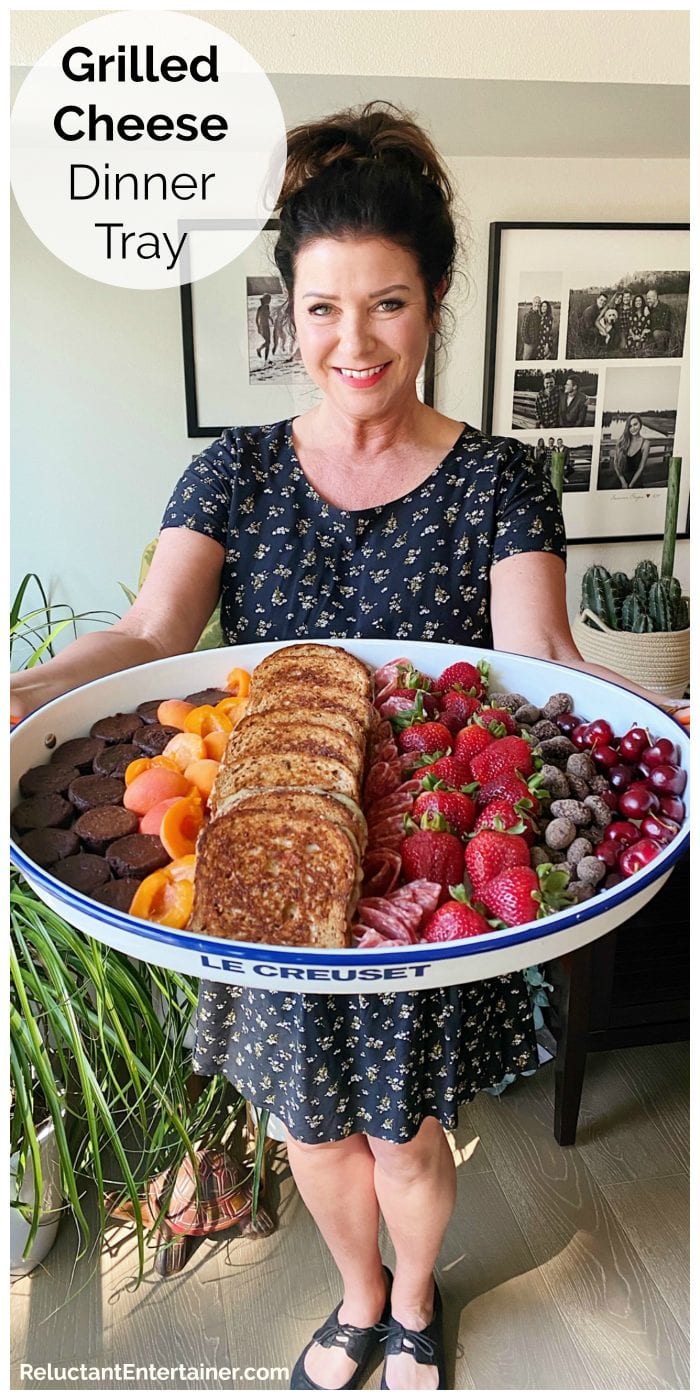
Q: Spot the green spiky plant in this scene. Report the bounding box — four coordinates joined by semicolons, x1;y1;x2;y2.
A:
581;560;689;634
10;576;270;1283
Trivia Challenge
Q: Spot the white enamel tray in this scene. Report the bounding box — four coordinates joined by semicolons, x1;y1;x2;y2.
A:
10;640;689;994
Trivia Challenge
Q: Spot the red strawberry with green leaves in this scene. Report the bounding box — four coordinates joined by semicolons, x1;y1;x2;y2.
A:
398;720;453;756
400;829;465;901
417;755;475;791
476;770;547;816
422;885;492;942
470;735;535;785
434;659;489;698
453;723;503;769
476;706;517;735
474;798;536;845
440;691;482;725
464;828;531;895
396;662;434;692
480;864;571;927
412;790;476;840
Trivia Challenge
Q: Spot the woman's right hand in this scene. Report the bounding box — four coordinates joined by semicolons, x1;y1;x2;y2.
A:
10;668;65;724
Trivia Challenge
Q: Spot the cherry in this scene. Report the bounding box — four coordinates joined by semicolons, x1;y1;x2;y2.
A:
619;838;663;876
593;744;619;770
557;713;582;736
635;762;651;780
594;839;620;870
585;718;615;746
603;870;625;889
571;724;591;751
606;820;640;850
599;789;619;811
641;813;680;846
619;727;650;762
658;794;685;823
641;738;680;769
648;763;687;796
608;763;634;791
618;784;660;819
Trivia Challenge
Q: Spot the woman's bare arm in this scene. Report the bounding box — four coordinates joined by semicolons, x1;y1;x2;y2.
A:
489;551;683;712
11;528;225;719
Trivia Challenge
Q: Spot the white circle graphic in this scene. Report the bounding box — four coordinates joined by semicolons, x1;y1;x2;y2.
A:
10;10;287;289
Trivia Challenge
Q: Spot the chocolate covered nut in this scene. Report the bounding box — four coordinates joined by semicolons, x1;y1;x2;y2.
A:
184;688;232;707
11;794;74;833
583;795;613;827
542;692;574;719
549;799;591;826
538;764;570;800
106;834;169;880
568;880;597;904
52;853;111;894
132;724;180;757
50;737;106;772
68;775;125;813
566;752;597;782
92;879;142;912
536;736;576;764
588;823;608;845
545;817;577;850
93;744;141;778
19;826;80;867
567;837;593;865
530;719;561;741
514;704;542;727
90;713;142;745
74;805;139;854
19;763;80;799
136;698;167;725
576;856;606;887
530;845;551;868
567;774;591;801
589;774;612;795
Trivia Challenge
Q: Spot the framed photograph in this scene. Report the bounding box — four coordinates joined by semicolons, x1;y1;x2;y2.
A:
482;223;690;544
180;220;435;437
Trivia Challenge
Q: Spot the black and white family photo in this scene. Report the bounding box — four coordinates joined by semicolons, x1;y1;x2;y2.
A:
566;271;689;360
597;365;679;491
530;436;593;493
247;276;307;386
512;368;597;430
514;273;562;360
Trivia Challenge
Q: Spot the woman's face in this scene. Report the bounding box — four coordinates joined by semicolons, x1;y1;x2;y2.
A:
541;301;550;315
629;416;641;435
634;295;644;311
291;236;433;418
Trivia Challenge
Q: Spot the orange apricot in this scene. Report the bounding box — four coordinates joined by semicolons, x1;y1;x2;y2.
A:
162;731;207;771
156;698;194;730
124;757;152;786
129;868;193;929
214;696;248;726
160;794;205;860
139;796;181;835
203;730;229;762
224;667;251;698
183;758;219;800
184;704;233;738
123;767;193;816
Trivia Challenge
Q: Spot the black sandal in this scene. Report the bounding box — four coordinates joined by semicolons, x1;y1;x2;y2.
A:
378;1277;447;1390
290;1265;394;1390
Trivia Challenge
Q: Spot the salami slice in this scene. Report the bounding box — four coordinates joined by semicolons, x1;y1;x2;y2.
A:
360;848;402;897
373;658;413;706
363;760;402;805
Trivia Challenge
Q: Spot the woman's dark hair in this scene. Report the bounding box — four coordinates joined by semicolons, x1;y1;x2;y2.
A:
274;102;457;329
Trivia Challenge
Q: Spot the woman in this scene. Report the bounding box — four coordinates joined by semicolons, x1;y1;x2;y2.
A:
628;294;651;356
536;299;554;359
10;104;687;1390
534;436;547;466
612;414;651;489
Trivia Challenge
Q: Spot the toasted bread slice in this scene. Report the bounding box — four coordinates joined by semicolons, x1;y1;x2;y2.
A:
215;788;367;862
190;810;356;947
246;682;373;734
218;716;364;780
250;644;371;702
211;752;361;811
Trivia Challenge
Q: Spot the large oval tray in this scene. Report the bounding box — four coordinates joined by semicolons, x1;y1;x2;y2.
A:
10;639;689;994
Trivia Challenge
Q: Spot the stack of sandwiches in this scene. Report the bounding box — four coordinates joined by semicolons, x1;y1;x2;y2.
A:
190;644;373;948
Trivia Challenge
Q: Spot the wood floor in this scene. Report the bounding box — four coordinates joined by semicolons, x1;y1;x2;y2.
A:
11;1041;689;1390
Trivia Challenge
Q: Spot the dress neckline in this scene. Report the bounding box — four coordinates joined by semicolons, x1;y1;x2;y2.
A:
286;418;469;518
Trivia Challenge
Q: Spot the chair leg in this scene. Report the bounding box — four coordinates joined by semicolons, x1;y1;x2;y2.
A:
548;940;594;1146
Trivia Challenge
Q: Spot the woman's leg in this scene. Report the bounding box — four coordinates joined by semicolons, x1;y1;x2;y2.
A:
286;1130;389;1388
368;1117;457;1390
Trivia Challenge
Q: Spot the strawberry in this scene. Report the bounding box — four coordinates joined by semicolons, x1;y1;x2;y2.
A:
453;724;499;768
470;736;534;785
396;662;434;692
476;706;517;735
480;864;571;927
417;755;475;790
387;689;440;724
423;891;491;942
440;690;482;724
412;790;476;839
474;798;536;845
434;660;488;697
400;829;465;901
464;828;531;895
398;721;453;756
476;770;546;816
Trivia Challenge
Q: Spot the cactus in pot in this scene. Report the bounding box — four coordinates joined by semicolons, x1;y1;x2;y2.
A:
582;559;688;635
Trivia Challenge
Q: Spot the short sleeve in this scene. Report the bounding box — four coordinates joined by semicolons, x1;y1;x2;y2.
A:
491;439;567;566
160;431;238;546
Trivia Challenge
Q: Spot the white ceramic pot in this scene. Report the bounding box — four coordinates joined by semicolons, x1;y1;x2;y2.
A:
10;1117;64;1278
10;639;690;995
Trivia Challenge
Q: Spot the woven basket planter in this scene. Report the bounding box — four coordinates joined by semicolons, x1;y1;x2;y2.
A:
572;607;690;698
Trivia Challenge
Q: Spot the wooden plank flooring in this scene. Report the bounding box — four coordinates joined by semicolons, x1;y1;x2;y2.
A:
11;1042;689;1390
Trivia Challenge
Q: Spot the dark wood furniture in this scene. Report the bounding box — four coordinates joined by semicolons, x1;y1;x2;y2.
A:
544;851;689;1145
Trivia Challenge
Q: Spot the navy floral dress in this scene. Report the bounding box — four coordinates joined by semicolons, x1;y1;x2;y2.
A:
162;419;566;1143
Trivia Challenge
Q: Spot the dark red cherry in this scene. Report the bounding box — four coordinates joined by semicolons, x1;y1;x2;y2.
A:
571;724;591;751
619;727;650;762
640;813;680;846
641;738;680;769
658;794;685;822
585;718;615;746
619;838;663;876
606;820;640;850
648;763;687;796
557;713;582;736
618;784;659;819
594;839;620;870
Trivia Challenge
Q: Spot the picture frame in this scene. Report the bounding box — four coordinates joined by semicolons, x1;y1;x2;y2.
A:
482;222;690;544
179;219;435;438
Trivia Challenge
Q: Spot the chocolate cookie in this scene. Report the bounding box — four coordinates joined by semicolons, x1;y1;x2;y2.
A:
92;879;142;913
93;743;141;778
74;805;139;854
106;834;170;880
19;763;80;799
51;853;111;894
11;794;75;833
132;725;179;757
68;775;125;813
184;688;232;707
136;698;167;725
50;737;106;772
19;826;80;868
90;712;142;745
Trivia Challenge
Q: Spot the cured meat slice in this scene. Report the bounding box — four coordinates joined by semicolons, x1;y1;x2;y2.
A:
373;658;413;706
360;848;402;897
